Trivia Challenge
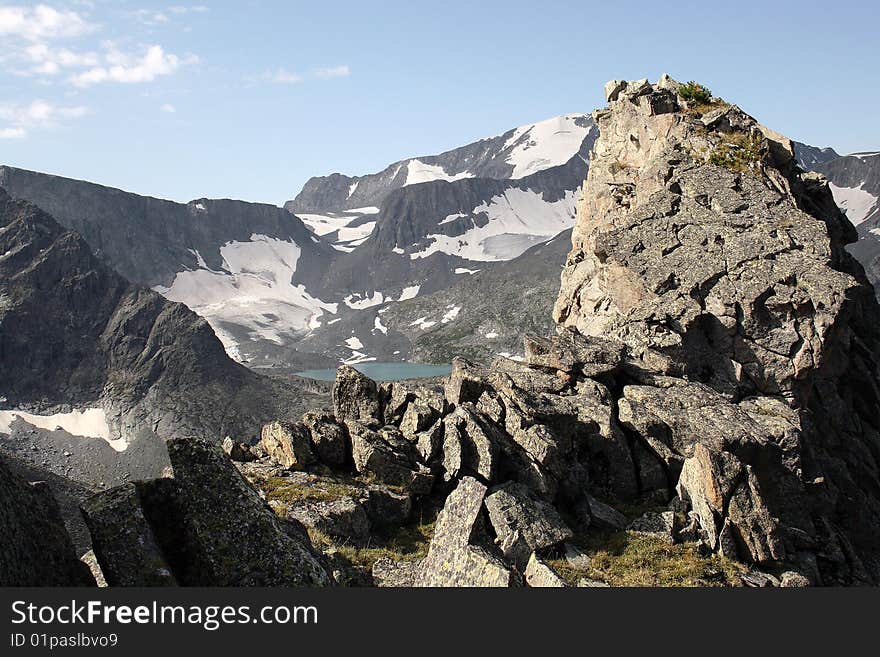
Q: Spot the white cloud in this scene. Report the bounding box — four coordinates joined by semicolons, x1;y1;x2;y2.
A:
0;4;94;41
18;43;99;76
312;65;350;80
160;103;176;113
0;100;88;138
0;127;26;139
168;5;210;14
265;68;303;84
263;65;351;85
69;45;197;87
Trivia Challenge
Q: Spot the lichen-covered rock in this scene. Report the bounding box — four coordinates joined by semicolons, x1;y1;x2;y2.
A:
445;357;490;406
333;365;381;424
523;329;626;377
81;483;177;586
286;497;371;545
0;455;95;586
348;422;433;494
301;411;349;467
360;484;412;527
160;437;332;586
221;437;256;462
586;495;628;531
260;421;316;470
484;482;573;570
372;557;422;587
552;76;880;584
417;477;516;587
524;553;568;587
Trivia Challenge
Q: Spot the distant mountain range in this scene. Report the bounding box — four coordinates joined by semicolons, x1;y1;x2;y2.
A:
0;116;876;373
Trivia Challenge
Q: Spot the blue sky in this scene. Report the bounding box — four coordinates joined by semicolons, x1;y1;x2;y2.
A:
0;0;877;205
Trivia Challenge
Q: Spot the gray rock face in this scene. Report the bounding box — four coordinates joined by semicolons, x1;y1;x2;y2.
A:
80;483;177;586
260;421;316;470
416;477;516;587
0;454;95;586
347;422;433;494
286;497;371;545
333;365;381;424
484;482;573;570
82;438;332;587
524;553;568;587
550;77;880;584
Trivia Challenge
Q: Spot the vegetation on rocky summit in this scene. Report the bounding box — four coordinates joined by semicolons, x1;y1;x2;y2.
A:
679;80;713;104
709;131;766;173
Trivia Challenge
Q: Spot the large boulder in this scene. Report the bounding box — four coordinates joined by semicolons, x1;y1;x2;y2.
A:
484;482;573;570
0;455;95;586
348;422;434;494
301;411;349;466
333;365;381;423
83;466;333;588
81;483;177;586
260;421;316;470
416;477;516;587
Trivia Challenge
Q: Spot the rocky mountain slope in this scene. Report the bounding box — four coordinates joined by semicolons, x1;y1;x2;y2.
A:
0;166;339;368
9;76;876;588
0;188;328;515
798;151;880;301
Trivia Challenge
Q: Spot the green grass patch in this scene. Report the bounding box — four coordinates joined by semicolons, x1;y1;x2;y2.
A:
547;530;745;588
709;131;766;173
261;476;361;505
309;518;437;571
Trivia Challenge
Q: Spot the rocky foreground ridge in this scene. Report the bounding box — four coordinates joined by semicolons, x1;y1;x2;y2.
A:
2;76;879;587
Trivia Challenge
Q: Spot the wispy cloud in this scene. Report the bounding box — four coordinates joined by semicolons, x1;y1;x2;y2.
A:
69;44;198;87
160;103;176;113
0;4;95;41
263;65;351;85
312;65;350;80
0;99;89;138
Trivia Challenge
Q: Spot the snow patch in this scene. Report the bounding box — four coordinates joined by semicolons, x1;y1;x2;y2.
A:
155;234;337;358
399;285;420;301
409;188;577;262
439;212;467;225
455;267;480;275
348;181;359;198
497;352;525;362
504;115;593;179
345;206;380;215
829;182;878;226
405;159;474;186
392;247;405;255
345;336;364;350
344;291;386;309
373;315;388;335
485;332;499;339
410;316;437;330
0;408;124;451
441;305;461;323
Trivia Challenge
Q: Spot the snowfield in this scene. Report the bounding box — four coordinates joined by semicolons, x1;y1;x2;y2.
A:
829;182;878;226
409;188;578;262
0;408;124;451
154;234;337;360
405;160;475;186
503;115;593;179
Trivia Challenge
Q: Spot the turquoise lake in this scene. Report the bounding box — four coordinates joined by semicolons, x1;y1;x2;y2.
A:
296;362;452;382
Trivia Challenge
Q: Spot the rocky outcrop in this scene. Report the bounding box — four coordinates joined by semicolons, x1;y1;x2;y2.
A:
81;438;332;586
0;453;95;586
549;76;880;584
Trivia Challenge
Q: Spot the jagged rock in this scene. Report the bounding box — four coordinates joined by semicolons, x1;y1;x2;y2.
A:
564;543;592;570
333;365;381;424
414;419;444;464
741;571;780;588
360;484;412;527
221;437;256;463
443;403;502;482
675;444;743;550
286;497;371;544
780;571;811;587
628;510;676;543
301;411;348;466
523;329;626;377
400;400;441;443
417;477;516;587
484;482;573;570
577;577;610;588
372;558;421;587
552;76;880;583
156;438;332;586
260;421;316;470
586;495;628;531
524;553;568;587
348;422;433;493
0;455;95;586
445;357;490;406
81;483;177;586
80;550;107;587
